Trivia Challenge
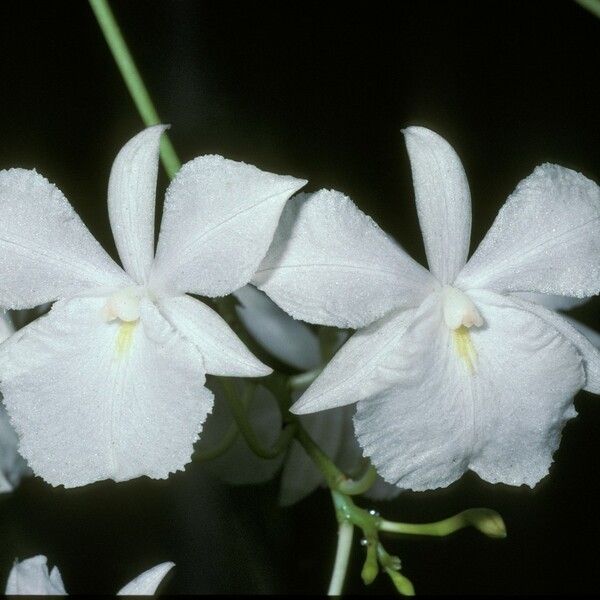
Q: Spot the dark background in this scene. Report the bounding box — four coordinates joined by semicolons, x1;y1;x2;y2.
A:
0;0;599;594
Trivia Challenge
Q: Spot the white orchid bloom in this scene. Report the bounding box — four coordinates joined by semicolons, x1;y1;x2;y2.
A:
5;555;173;595
254;126;600;491
0;126;306;488
0;312;29;494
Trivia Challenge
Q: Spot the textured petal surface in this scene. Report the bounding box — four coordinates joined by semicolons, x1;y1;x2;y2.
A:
0;169;131;308
233;285;321;371
354;290;583;491
403;127;471;283
509;296;600;394
151;156;306;296
5;556;67;595
198;382;284;485
108;126;165;283
117;561;175;596
512;292;589;311
254;189;435;329
0;297;212;488
291;307;418;414
457;164;600;297
158;295;271;377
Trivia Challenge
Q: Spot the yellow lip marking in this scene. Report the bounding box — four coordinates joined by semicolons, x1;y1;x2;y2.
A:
116;320;138;356
453;325;477;374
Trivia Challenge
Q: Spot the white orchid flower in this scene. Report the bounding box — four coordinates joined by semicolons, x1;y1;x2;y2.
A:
0;312;29;494
0;126;306;488
254;126;600;491
5;555;173;595
199;285;400;503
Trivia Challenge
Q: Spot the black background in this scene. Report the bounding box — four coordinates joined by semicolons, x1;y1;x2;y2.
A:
0;0;599;594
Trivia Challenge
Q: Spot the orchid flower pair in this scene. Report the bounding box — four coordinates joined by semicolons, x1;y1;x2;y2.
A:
0;125;598;493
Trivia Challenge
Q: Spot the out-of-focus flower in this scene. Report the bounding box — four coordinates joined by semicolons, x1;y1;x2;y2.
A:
0;126;305;488
0;312;29;493
255;126;600;491
5;555;173;595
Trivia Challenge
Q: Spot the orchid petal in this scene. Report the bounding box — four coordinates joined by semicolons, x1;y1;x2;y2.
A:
0;297;212;488
158;295;271;377
0;312;30;493
0;402;30;494
108;126;165;283
0;310;14;341
290;307;418;414
509;295;600;394
354;291;583;491
151;156;306;296
563;316;600;349
254;189;435;329
511;291;588;311
457;164;600;298
233;285;321;371
5;556;67;595
117;562;175;596
0;169;131;309
403;126;471;284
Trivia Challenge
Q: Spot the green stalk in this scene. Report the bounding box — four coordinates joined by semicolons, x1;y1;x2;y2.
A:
89;0;181;178
575;0;600;19
221;379;296;459
379;508;506;539
327;520;354;596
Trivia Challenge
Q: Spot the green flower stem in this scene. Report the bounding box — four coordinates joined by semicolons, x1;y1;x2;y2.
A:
193;422;239;462
338;465;377;496
575;0;600;19
378;508;507;539
294;421;348;489
221;378;296;459
88;0;181;178
327;520;354;596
